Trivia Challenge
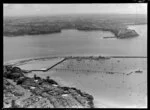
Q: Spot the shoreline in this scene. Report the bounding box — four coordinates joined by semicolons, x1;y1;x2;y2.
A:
4;55;147;66
3;64;95;108
3;56;147;108
4;27;139;39
4;18;146;38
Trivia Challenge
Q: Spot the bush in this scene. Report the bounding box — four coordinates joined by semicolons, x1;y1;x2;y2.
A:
46;79;58;85
34;74;37;79
4;65;13;74
34;74;41;80
46;76;50;80
11;67;22;73
16;77;27;85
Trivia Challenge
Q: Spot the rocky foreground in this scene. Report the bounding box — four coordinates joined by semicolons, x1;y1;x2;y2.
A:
3;65;94;108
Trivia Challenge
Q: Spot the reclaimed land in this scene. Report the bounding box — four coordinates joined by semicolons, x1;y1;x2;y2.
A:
4;14;147;38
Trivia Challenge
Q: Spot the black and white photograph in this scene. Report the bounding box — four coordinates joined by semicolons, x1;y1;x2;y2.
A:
3;3;147;108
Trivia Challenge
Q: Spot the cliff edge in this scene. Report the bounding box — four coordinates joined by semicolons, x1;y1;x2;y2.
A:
3;65;94;108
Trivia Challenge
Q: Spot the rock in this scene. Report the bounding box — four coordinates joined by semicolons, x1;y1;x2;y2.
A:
61;87;70;91
3;65;12;77
52;84;58;87
11;67;22;73
10;72;24;79
117;29;139;38
4;66;7;74
62;94;68;97
3;65;94;108
45;79;58;85
4;65;13;72
11;100;19;108
30;86;36;90
16;77;28;85
4;66;24;79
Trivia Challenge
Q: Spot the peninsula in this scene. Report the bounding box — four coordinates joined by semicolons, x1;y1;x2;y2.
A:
4;14;147;38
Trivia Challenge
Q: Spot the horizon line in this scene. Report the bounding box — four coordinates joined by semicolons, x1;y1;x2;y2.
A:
4;13;147;18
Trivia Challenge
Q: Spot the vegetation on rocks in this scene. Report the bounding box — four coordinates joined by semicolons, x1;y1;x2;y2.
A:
3;65;94;108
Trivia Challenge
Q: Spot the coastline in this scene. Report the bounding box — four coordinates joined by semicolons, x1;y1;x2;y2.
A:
4;15;146;38
3;9;147;109
4;55;147;66
4;27;139;39
3;63;95;108
4;56;147;108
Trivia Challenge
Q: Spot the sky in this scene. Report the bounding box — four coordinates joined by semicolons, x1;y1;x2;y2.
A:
3;4;147;17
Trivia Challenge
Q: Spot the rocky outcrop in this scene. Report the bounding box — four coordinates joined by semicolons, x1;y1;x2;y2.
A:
116;28;139;38
3;65;24;79
3;65;94;108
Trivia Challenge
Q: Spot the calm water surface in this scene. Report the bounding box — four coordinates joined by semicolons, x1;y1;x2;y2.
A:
4;25;147;62
4;25;147;108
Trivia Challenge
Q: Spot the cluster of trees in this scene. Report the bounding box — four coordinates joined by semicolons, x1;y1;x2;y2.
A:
4;14;146;37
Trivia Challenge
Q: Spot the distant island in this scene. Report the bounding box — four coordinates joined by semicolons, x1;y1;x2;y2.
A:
4;14;147;38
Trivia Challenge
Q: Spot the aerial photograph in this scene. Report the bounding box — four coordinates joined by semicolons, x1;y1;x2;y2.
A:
3;3;147;108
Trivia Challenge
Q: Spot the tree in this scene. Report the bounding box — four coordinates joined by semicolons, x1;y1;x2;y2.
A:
34;74;37;79
46;76;50;80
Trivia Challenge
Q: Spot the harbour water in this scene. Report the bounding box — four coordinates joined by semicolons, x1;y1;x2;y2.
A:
4;25;147;62
4;24;147;108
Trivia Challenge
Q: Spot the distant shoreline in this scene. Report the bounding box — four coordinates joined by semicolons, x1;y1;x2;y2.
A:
4;55;147;67
4;23;147;37
4;26;140;38
4;14;146;38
